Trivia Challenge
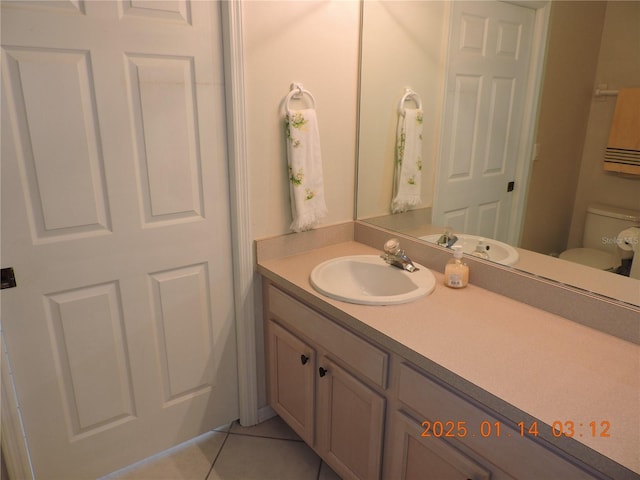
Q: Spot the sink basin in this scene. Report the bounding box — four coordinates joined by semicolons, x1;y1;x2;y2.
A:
310;255;436;305
420;234;519;266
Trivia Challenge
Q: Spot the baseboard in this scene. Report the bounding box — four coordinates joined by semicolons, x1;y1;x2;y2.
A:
257;405;276;424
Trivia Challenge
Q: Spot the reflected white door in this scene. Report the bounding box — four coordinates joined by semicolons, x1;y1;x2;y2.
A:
433;1;535;241
1;1;238;478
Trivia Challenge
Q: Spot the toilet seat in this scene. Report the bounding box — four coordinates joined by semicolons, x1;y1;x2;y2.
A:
559;248;618;271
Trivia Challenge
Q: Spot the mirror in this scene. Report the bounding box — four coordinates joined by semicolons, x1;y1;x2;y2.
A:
357;1;640;307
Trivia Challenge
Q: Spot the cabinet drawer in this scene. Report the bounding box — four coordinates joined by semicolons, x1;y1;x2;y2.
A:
397;363;600;480
268;285;388;389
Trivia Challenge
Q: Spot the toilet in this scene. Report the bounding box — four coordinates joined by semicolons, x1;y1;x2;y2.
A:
559;204;640;271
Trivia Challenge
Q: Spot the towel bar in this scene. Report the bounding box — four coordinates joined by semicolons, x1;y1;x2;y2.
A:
285;83;316;115
595;87;619;97
399;88;423;115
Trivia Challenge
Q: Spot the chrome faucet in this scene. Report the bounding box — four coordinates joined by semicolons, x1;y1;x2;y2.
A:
436;228;459;248
381;238;419;272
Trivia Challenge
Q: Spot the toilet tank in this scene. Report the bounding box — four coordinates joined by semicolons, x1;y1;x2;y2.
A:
583;204;640;252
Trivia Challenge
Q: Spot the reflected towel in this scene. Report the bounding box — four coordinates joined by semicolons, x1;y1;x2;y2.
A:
604;88;640;175
391;108;424;213
285;108;328;232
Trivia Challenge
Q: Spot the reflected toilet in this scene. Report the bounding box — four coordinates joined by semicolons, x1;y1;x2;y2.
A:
559;204;640;273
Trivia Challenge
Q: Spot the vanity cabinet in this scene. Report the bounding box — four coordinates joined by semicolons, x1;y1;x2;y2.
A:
263;281;606;480
265;284;387;480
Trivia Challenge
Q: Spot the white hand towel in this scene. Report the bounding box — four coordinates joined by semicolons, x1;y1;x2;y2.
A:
285;108;328;232
391;108;424;213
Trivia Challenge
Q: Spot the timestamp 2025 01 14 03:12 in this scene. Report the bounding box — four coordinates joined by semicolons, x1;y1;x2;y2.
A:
420;420;612;439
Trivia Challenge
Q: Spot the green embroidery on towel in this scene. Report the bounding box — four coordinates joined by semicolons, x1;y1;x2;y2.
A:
407;175;416;185
397;132;406;164
289;167;304;186
417;159;423;171
290;112;307;130
285;122;298;147
416;111;423;124
305;189;315;200
285;112;307;148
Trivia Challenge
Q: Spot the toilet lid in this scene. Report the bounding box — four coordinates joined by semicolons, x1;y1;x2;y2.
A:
559;248;617;270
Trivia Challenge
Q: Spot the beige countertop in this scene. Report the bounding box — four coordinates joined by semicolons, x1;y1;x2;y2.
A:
257;240;640;479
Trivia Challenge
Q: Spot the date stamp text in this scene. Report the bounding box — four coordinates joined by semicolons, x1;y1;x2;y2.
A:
420;420;611;439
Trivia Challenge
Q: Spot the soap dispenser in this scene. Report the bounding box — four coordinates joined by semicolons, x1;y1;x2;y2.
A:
444;245;469;289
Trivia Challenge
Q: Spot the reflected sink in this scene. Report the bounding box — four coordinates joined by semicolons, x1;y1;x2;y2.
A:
310;255;436;305
420;234;519;266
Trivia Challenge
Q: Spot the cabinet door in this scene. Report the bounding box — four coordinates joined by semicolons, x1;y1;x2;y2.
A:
316;358;385;480
387;412;494;480
267;320;315;444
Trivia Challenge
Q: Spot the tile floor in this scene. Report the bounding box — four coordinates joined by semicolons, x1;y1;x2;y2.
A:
103;416;342;480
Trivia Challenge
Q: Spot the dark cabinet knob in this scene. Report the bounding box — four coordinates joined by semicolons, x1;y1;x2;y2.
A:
300;354;309;365
318;367;328;377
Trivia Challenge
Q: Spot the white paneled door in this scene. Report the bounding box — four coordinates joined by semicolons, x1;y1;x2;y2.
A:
1;2;238;478
433;1;535;242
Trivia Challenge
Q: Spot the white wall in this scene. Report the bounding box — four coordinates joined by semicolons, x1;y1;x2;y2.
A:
243;0;360;408
520;1;606;254
568;1;640;247
521;1;640;254
244;1;360;240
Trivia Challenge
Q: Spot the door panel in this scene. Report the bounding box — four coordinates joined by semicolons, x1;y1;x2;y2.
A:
433;1;535;241
45;282;136;438
2;46;111;241
0;1;238;478
149;264;216;402
126;54;205;223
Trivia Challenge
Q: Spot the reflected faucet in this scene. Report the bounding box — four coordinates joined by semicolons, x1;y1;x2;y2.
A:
437;228;459;248
471;238;491;260
381;238;419;272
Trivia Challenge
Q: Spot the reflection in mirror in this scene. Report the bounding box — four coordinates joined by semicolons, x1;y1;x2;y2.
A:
357;1;640;307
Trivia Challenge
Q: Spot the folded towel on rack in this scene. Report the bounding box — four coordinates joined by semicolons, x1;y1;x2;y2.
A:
391;108;423;213
604;87;640;175
285;108;328;232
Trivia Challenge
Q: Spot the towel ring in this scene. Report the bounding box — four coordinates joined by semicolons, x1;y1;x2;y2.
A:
399;88;423;115
285;83;316;115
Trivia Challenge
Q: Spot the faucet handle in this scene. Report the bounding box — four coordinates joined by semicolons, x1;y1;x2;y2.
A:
384;238;401;255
